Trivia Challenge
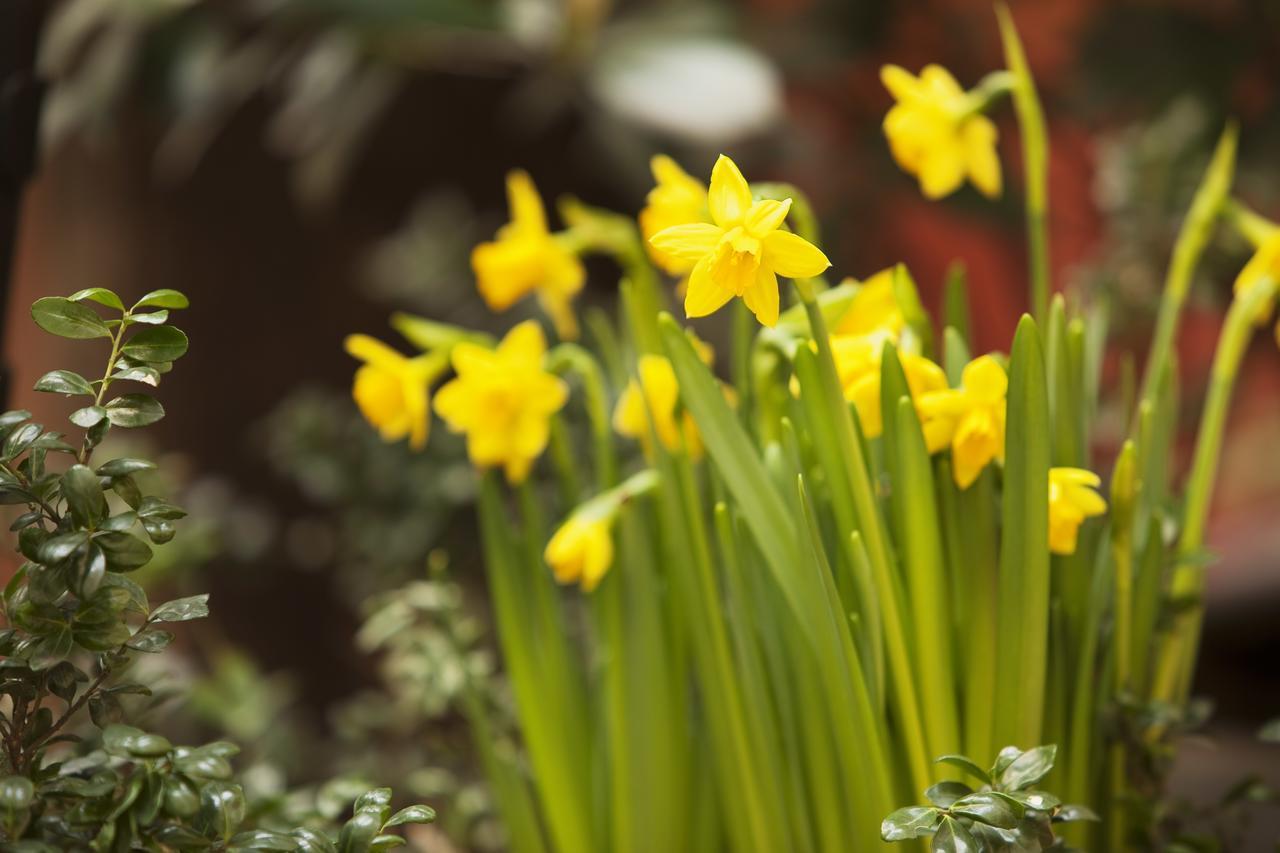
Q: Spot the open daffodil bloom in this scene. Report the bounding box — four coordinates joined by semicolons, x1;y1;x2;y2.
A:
471;171;585;339
344;334;439;451
882;64;1002;200
919;354;1008;488
649;154;831;326
433;320;568;484
545;512;615;592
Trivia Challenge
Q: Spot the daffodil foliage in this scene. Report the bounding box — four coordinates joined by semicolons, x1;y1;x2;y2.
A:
0;289;433;851
342;10;1280;853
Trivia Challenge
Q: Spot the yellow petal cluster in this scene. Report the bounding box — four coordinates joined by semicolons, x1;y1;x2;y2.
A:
826;336;948;438
918;355;1008;489
433;320;568;484
344;334;437;451
1048;467;1108;555
640;155;710;276
881;64;1001;200
649;154;831;327
545;512;614;592
471;171;585;339
834;268;906;341
613;354;703;458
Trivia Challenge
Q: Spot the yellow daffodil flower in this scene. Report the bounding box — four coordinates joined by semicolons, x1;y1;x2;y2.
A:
648;154;831;327
1048;467;1108;555
545;512;615;592
918;354;1008;489
1233;231;1280;326
613;354;703;458
433;320;568;484
344;334;439;451
820;336;947;438
640;155;710;276
881;64;1002;200
835;268;906;340
471;170;586;339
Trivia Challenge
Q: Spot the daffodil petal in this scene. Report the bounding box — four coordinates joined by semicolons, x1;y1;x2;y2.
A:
744;198;792;235
345;334;407;369
964;116;1002;198
919;144;967;199
708;154;753;227
763;231;831;278
506;170;547;235
650;223;724;262
684;254;735;318
741;264;780;327
880;64;920;102
497;320;548;364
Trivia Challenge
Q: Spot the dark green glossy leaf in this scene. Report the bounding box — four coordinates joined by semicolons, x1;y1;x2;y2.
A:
61;464;107;528
385;805;435;827
111;365;161;387
198;781;245;842
337;811;381;853
103;724;172;758
935;754;992;785
96;458;156;477
1055;804;1099;822
0;775;35;811
932;816;978;853
150;594;210;623
880;806;941;841
34;370;94;397
125;629;174;653
69;288;124;310
88;693;124;728
998;744;1057;791
69;406;107;428
31;297;111;339
229;829;301;850
925;781;972;808
104;394;165;428
38;530;89;564
127;310;169;326
134;289;189;310
3;422;42;460
951;792;1020;828
121;326;188;363
95;531;152;571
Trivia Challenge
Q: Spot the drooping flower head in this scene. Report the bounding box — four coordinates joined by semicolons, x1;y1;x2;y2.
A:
613;354;704;458
545;512;615;592
344;335;439;451
834;268;907;341
433;320;568;484
649;154;831;327
640;155;710;276
471;171;585;339
881;64;1002;200
918;354;1008;489
1234;230;1280;327
1048;467;1107;555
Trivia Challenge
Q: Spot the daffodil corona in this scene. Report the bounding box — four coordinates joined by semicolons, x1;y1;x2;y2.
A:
649;155;831;326
881;64;1002;200
1048;467;1108;555
433;320;568;484
344;334;440;451
471;171;585;339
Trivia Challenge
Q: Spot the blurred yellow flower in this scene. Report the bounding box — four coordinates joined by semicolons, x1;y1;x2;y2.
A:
649;154;831;327
433;320;568;484
613;354;703;458
834;268;906;340
344;334;438;451
471;170;585;339
640;155;709;276
881;64;1002;200
1048;467;1107;555
545;512;614;592
824;336;947;438
1233;231;1280;326
919;354;1008;489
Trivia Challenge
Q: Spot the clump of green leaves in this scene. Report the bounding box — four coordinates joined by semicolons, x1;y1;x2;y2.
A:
0;289;434;850
881;745;1097;851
